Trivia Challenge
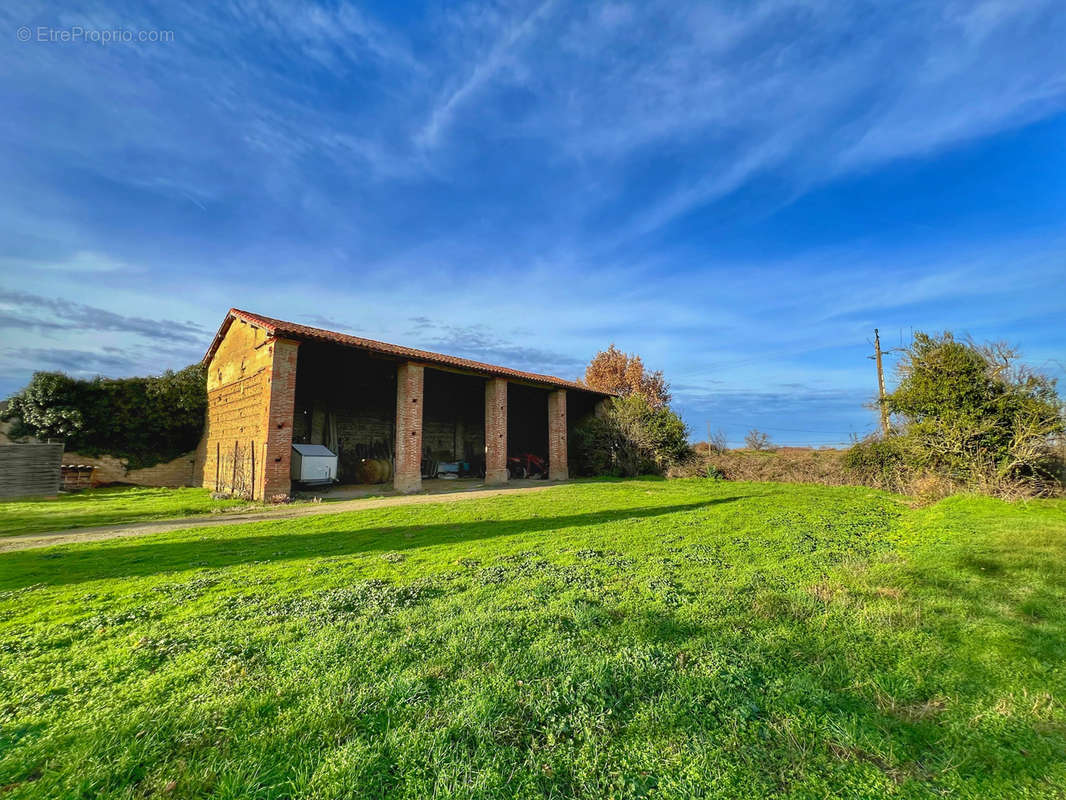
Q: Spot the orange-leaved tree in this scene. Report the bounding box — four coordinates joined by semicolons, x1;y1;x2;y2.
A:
582;344;671;409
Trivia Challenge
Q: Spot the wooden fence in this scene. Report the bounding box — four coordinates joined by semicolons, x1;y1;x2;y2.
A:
0;443;64;499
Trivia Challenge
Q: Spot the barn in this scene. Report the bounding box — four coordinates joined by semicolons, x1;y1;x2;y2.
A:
197;309;611;500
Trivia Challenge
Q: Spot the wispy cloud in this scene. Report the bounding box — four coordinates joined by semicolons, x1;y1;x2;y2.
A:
1;0;1063;441
1;251;135;274
296;314;365;334
4;0;1063;240
0;347;140;375
0;290;207;343
406;316;585;378
416;0;557;149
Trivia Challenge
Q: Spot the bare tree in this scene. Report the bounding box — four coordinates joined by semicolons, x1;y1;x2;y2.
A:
708;428;729;453
745;429;773;451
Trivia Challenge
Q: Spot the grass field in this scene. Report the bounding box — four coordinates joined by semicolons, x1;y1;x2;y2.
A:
0;487;254;537
1;478;1064;798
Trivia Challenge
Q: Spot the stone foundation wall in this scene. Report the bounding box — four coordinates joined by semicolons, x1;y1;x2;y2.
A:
62;450;198;488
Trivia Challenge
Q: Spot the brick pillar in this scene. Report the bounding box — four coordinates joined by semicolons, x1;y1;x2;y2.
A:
394;362;424;493
261;338;300;501
485;377;508;485
548;389;568;481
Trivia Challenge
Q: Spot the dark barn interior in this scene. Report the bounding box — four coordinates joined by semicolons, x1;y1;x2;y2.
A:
422;368;486;468
292;342;583;486
507;383;548;462
291;343;396;481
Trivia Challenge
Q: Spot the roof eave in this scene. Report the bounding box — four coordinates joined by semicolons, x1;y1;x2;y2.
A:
204;308;612;397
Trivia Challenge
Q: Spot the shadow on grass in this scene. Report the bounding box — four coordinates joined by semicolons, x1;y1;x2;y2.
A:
623;534;1066;792
0;498;744;589
894;545;1066;668
3;492;1065;796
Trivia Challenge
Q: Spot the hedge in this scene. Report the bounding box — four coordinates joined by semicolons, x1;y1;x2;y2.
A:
3;365;206;470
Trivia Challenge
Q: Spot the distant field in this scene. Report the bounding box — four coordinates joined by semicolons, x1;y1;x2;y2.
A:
1;479;1064;798
0;486;253;537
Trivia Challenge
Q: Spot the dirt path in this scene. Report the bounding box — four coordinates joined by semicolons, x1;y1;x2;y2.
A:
0;483;564;553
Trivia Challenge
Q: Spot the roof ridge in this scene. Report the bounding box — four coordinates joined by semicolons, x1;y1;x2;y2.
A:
230;308;439;357
205;308;604;395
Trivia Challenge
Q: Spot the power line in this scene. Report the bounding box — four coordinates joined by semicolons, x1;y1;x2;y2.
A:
766;439;855;444
704;425;872;435
738;425;871;435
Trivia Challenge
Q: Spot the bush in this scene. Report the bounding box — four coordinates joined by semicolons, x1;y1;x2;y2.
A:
3;365;207;469
884;333;1064;496
573;395;690;477
834;333;1066;499
842;437;907;492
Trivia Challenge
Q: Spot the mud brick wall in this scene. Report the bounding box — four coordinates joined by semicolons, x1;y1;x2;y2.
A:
197;316;299;500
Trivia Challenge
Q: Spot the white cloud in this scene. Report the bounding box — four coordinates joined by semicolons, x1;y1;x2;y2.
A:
4;251;135;274
416;0;557;149
2;0;1064;437
403;0;1066;234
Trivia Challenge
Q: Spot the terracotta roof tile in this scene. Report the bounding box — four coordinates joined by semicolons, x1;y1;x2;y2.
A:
204;308;607;395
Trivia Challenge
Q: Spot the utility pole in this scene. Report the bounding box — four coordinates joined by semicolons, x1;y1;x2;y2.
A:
872;328;890;437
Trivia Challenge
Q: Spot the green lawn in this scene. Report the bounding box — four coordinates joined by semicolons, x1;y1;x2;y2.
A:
0;486;254;537
1;479;1064;799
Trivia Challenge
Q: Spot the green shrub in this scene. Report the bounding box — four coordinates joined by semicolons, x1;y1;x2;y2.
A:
3;365;207;469
843;437;906;490
885;333;1064;494
573;395;690;477
705;464;725;481
841;333;1065;498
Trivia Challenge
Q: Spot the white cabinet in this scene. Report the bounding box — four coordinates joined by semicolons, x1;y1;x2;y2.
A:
291;444;337;485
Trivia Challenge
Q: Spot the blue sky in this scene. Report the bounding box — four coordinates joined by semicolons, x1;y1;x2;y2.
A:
2;0;1064;446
